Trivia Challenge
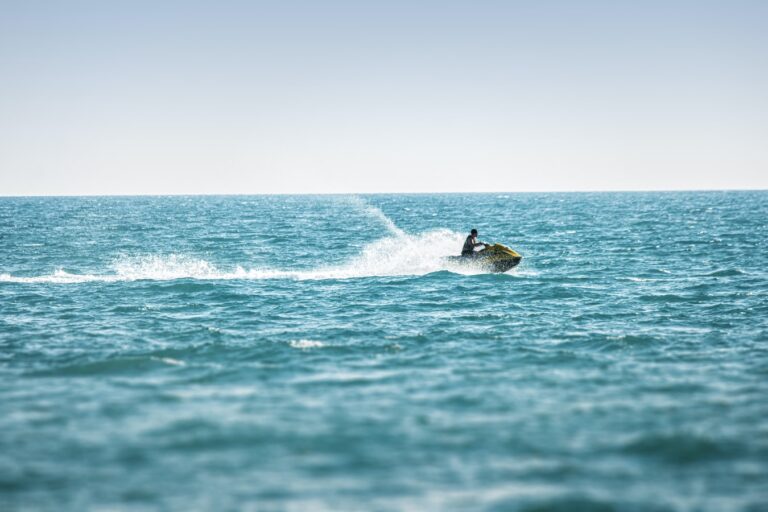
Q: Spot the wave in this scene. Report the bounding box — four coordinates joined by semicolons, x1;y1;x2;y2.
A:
288;339;325;349
27;355;188;377
0;230;498;284
622;432;741;464
703;268;745;277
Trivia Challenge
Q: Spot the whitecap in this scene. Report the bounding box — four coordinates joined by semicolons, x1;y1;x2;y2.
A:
289;339;325;349
151;357;187;366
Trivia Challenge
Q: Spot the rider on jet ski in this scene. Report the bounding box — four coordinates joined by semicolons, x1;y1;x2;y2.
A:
461;229;488;258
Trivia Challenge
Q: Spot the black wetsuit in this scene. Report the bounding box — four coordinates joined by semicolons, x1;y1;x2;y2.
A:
462;235;482;257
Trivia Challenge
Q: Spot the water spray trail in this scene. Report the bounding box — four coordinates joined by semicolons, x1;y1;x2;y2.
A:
0;228;482;283
0;198;495;284
347;196;405;237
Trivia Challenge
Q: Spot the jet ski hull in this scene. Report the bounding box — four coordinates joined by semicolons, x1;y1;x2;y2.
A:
446;244;522;273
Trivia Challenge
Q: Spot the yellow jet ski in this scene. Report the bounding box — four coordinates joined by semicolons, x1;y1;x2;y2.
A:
447;243;523;273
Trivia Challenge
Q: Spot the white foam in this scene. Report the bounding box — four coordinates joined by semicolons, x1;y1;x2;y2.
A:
289;339;325;349
0;255;226;284
0;268;112;284
112;254;221;280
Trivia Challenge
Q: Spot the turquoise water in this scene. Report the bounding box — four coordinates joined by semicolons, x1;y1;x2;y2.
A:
1;192;767;511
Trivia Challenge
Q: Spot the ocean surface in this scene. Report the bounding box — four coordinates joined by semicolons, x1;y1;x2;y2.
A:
1;192;767;512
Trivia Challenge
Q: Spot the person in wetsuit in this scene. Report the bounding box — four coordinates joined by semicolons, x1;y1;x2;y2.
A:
461;229;487;258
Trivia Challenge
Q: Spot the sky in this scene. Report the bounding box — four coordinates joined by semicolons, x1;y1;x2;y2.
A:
0;0;766;195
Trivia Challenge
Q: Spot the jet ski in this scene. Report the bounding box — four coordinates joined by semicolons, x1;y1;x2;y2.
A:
446;243;523;273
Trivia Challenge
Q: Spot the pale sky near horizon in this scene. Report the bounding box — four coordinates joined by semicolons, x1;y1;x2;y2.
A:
1;0;766;195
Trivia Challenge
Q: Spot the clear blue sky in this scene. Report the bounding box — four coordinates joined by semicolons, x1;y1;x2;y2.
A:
1;0;766;195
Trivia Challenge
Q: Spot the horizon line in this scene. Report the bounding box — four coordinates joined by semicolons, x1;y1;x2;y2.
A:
1;187;767;199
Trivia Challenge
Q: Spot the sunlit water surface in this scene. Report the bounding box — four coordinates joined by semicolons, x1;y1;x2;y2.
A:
1;192;767;511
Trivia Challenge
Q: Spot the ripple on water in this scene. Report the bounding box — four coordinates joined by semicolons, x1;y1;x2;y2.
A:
1;192;767;510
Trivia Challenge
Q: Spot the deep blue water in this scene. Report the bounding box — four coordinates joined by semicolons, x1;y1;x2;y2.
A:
1;192;767;511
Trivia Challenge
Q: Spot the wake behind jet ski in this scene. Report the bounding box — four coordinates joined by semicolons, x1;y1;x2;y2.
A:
446;229;522;273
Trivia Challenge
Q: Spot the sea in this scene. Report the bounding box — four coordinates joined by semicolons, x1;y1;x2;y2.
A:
1;192;767;512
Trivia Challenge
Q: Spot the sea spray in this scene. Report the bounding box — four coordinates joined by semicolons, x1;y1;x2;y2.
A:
0;230;478;283
347;195;406;237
